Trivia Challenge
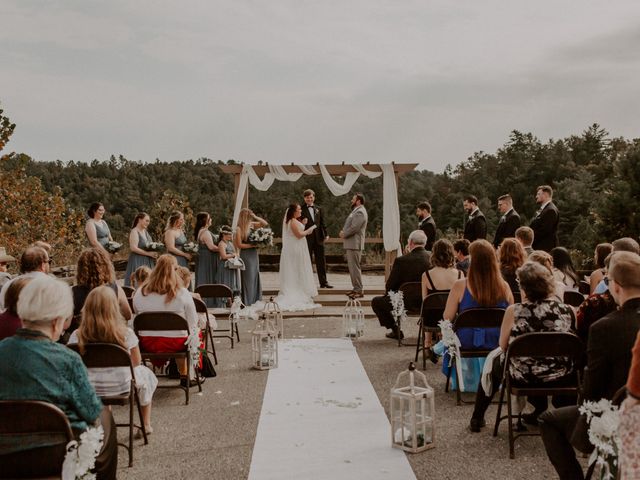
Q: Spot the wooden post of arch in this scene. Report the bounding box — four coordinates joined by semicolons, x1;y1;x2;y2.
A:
219;163;418;281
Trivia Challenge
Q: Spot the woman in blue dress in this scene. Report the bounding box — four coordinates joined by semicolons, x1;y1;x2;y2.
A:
216;225;240;297
234;208;268;306
85;202;113;255
164;211;191;268
194;212;219;307
124;212;158;287
439;239;513;392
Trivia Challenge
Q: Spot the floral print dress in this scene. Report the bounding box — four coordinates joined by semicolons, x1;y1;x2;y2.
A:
508;300;575;383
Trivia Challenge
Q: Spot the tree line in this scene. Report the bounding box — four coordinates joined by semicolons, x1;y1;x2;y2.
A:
2;118;639;268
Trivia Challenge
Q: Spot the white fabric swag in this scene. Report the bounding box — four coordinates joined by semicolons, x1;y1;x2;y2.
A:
232;164;402;253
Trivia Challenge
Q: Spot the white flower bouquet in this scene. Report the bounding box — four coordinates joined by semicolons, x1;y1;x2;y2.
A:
388;290;407;322
62;425;104;480
105;241;122;253
143;241;165;252
438;318;465;391
579;398;621;480
248;227;274;247
182;242;199;254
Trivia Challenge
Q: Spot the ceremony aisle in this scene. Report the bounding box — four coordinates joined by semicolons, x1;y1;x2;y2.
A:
248;339;416;480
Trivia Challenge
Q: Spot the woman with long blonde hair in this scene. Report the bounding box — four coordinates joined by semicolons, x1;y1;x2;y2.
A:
69;286;158;434
234;208;268;305
436;239;513;392
164;211;191;268
132;254;202;386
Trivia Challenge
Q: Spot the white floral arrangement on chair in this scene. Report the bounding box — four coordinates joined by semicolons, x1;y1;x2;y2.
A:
143;242;165;252
438;319;465;391
579;398;621;480
182;242;199;254
388;290;407;324
62;425;104;480
248;227;274;247
104;241;122;254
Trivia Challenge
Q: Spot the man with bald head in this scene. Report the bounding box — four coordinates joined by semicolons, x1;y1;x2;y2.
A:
371;230;431;340
0;246;50;310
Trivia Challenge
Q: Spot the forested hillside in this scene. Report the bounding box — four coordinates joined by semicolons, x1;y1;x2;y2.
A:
2;123;639;267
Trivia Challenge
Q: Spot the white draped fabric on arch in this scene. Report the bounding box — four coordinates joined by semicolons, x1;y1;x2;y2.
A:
230;163;403;255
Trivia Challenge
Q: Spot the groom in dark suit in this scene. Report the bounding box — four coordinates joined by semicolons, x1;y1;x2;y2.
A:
529;185;559;252
300;189;332;288
493;194;521;248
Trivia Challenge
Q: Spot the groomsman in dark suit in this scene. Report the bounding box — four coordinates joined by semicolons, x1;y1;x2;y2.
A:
493;194;521;248
416;201;436;251
529;185;559;252
300;189;332;288
463;195;487;241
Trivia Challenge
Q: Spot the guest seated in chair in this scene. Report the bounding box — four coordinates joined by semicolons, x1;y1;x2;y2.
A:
132;254;204;387
0;277;32;340
468;262;575;432
498;238;526;296
539;251;640;479
371;230;431;340
436;239;513;392
68;286;158;435
0;276;118;479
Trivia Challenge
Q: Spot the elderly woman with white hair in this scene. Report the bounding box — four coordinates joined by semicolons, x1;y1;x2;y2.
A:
0;276;118;479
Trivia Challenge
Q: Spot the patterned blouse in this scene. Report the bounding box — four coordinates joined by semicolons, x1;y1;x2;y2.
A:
508;299;575;383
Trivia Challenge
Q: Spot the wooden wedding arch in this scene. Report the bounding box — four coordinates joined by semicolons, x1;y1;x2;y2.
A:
220;163;418;278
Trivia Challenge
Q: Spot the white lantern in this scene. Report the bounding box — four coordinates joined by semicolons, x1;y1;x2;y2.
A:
262;297;284;338
251;316;278;370
342;298;365;339
390;362;435;453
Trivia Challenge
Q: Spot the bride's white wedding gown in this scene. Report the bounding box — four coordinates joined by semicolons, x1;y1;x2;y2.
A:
275;218;320;311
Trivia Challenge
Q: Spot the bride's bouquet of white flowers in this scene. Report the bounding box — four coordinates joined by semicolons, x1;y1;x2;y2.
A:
105;241;122;254
182;242;199;254
579;398;621;480
248;227;274;247
143;242;165;252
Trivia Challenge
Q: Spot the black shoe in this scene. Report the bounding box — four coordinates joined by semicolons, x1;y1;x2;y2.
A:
385;329;404;340
522;412;542;426
469;418;486;433
427;347;439;364
321;284;334;289
180;376;205;388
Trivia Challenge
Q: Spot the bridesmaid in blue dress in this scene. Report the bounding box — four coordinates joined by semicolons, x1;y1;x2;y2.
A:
124;212;158;287
85;202;113;255
164;211;191;268
216;225;240;297
439;239;513;392
234;208;269;306
194;212;219;307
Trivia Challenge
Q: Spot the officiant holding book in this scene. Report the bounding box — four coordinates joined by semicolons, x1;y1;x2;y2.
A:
300;189;333;289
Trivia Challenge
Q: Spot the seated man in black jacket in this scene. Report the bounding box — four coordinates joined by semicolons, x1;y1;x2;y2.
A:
371;230;431;340
539;251;640;479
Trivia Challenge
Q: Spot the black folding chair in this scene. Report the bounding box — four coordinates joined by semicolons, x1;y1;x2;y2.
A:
564;290;586;308
194;297;218;365
492;332;584;459
446;308;505;405
415;292;449;369
578;280;590;295
0;400;74;478
122;286;135;298
133;312;202;405
396;282;423;347
194;284;240;348
68;343;148;467
512;291;522;304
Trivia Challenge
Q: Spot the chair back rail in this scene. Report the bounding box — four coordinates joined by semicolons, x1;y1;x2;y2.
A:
133;311;190;335
399;282;423;315
194;284;233;302
563;290;586;308
67;342;132;369
420;292;449;329
453;308;505;330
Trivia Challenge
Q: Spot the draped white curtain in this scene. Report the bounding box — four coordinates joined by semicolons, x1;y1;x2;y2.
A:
231;164;401;252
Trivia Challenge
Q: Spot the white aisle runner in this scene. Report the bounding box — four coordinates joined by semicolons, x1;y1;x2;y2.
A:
248;339;417;480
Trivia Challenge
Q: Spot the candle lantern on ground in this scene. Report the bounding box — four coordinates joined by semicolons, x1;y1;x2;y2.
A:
251;316;278;370
262;297;284;338
390;362;435;453
342;297;365;339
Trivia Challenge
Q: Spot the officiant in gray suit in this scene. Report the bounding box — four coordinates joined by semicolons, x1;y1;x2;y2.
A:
340;193;368;298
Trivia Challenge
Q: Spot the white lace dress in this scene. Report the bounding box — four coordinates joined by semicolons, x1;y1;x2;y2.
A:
275;219;320;311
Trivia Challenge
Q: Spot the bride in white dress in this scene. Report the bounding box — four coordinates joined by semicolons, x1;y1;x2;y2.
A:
275;204;321;311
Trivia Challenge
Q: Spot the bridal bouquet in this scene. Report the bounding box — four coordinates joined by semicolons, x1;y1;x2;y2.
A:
105;241;122;254
143;242;165;252
579;399;621;480
182;242;199;254
248;227;274;247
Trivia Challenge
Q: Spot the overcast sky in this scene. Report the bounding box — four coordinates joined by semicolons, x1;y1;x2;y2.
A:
2;1;640;172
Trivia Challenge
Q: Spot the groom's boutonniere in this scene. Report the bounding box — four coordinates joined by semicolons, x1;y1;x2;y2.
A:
314;207;319;215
